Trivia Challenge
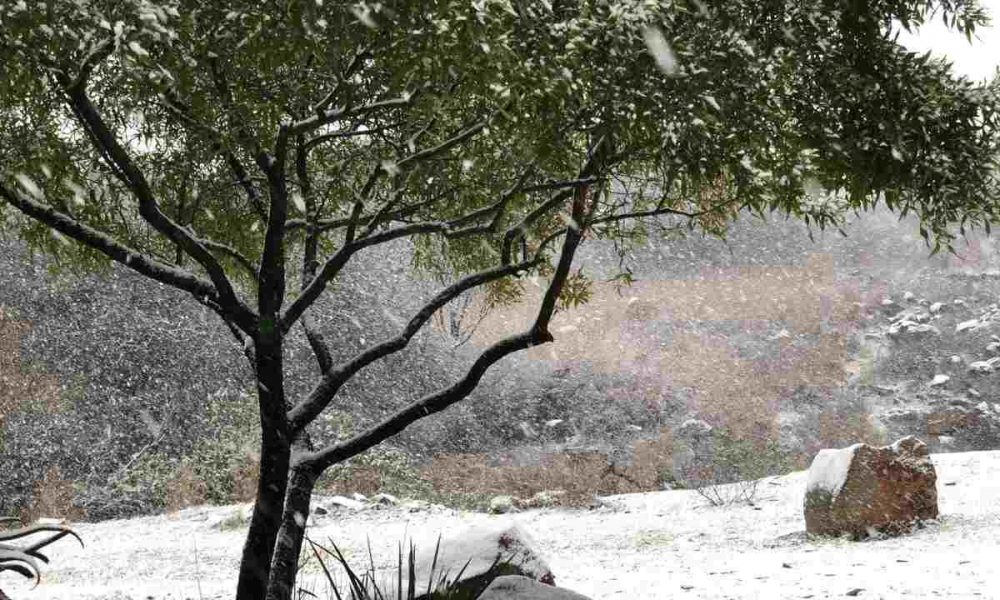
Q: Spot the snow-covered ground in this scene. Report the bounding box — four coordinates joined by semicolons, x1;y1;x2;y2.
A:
5;451;999;600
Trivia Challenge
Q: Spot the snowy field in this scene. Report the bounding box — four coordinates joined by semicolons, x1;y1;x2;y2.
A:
5;450;999;600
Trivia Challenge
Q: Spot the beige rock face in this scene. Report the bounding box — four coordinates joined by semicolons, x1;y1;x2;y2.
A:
804;436;938;538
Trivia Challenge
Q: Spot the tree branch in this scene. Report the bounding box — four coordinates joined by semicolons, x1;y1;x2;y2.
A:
257;123;291;321
296;135;334;375
522;176;599;193
68;37;114;91
0;183;220;303
588;198;736;227
287;258;537;432
299;180;591;470
209;58;267;163
284;191;450;233
289;96;414;138
198;235;258;279
302;124;389;151
59;78;257;331
279;220;448;332
500;142;607;264
501;189;574;264
282;163;536;333
158;88;269;221
311;45;372;114
394;118;489;170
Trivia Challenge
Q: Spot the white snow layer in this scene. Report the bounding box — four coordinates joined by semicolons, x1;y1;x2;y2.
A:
5;451;1000;600
805;443;862;499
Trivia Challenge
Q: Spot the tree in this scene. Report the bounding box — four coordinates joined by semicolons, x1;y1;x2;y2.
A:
1;1;998;598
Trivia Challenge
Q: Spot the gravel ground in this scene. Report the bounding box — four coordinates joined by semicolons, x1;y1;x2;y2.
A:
4;450;999;600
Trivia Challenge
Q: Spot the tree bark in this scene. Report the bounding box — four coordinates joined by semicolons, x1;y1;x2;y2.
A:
236;336;291;600
264;464;319;600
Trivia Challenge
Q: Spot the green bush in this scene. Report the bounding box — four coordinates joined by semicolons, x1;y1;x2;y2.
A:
112;392;259;511
113;452;176;511
187;392;259;504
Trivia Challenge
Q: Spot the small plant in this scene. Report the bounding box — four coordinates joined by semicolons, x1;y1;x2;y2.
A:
0;516;82;585
300;536;505;600
634;530;674;549
216;509;249;532
690;471;764;507
681;432;792;507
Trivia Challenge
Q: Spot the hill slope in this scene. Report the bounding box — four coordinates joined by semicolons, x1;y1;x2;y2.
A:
5;449;998;600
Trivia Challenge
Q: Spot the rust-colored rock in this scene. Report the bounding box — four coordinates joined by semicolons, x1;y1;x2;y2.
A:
804;436;938;538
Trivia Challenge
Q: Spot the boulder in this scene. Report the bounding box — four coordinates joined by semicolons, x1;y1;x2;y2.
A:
928;374;950;387
886;320;939;338
957;318;985;333
967;357;1000;374
371;492;399;507
672;418;717;483
804;436;938;539
889;307;930;324
316;495;365;512
677;418;713;438
401;524;555;600
478;576;592;600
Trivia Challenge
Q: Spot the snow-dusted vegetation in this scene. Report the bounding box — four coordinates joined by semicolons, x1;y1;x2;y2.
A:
3;451;997;599
4;0;1000;598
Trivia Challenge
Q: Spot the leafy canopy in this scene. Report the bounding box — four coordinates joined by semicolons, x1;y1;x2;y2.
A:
1;1;997;292
3;3;999;598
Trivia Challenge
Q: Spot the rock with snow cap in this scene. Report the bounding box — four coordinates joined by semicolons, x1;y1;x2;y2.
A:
317;495;366;512
928;374;950;387
393;524;555;600
804;436;937;539
371;492;399;506
967;357;1000;374
886;320;938;338
478;575;592;600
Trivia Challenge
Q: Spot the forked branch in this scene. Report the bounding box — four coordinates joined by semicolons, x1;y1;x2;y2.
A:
298;169;593;469
288;257;539;432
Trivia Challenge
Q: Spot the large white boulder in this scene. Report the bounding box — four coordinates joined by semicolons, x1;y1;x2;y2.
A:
397;524;555;599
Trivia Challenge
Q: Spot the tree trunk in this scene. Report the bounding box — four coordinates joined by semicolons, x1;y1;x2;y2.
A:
264;465;318;600
236;336;291;600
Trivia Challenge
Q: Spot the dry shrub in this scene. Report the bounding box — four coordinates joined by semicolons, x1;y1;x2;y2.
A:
21;466;86;523
679;433;789;506
165;464;208;512
230;452;260;503
324;464;382;496
471;253;852;367
0;309;62;430
423;429;675;505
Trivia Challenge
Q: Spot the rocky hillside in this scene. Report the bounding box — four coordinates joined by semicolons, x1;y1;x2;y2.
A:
3;207;1000;519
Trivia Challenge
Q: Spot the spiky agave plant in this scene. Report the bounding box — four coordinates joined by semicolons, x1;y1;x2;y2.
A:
301;536;497;600
0;516;82;585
